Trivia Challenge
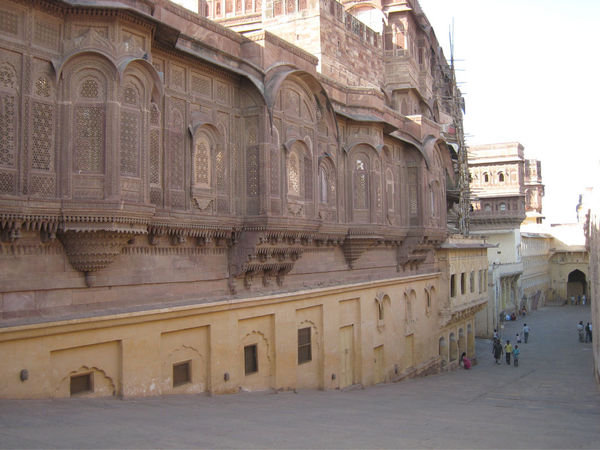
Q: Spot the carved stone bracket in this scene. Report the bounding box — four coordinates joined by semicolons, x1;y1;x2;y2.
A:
1;215;60;243
228;230;309;292
439;300;487;327
396;235;430;271
192;197;214;213
58;230;135;286
147;224;232;247
0;223;22;243
342;235;381;269
287;202;303;217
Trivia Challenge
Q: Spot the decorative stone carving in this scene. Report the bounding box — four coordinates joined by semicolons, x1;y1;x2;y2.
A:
1;224;21;242
61;29;145;63
287;202;303;216
193;197;214;212
58;230;134;285
40;229;56;243
396;235;427;271
342;234;381;269
439;301;487;328
228;230;310;293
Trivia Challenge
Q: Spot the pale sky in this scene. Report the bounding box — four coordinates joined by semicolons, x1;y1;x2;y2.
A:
418;0;600;224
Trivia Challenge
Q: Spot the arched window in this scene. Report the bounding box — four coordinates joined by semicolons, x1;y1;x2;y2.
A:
498;172;505;182
386;168;394;211
439;337;448;366
400;99;408;115
319;165;328;204
458;328;466;357
74;76;106;174
31;75;55;174
499;202;506;211
288;152;300;196
353;157;369;210
193;132;211;188
407;164;419;225
0;62;18;195
395;23;405;49
449;333;458;361
149;103;161;188
483;173;489;183
430;185;437;217
120;82;142;179
467;324;475;357
484;203;492;212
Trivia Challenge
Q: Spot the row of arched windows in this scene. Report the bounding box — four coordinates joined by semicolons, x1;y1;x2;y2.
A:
375;287;436;327
439;324;474;365
483;172;505;183
5;50;447;225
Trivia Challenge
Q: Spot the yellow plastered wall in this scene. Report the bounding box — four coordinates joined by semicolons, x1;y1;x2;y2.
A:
0;272;483;399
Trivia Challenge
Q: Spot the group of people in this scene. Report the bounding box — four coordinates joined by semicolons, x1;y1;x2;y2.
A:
492;323;529;367
503;306;527;322
577;321;593;343
569;295;587;305
493;338;521;367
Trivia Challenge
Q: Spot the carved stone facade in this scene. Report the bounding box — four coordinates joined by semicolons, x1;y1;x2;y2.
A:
583;176;599;384
523;159;544;225
469;142;590;338
468;142;526;337
0;0;483;398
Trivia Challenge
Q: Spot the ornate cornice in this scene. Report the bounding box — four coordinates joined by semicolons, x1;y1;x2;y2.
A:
0;209;447;290
439;299;487;327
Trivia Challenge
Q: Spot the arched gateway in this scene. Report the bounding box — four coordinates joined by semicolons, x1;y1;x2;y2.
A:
567;269;587;299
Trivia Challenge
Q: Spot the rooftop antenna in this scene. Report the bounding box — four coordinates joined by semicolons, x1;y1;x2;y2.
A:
449;18;454;70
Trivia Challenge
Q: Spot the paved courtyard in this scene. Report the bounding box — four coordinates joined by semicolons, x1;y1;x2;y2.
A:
1;305;599;449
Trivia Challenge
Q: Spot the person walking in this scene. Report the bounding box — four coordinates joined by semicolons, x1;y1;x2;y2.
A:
504;340;513;365
523;323;530;343
513;345;520;367
516;332;521;344
577;321;585;343
493;338;503;365
585;322;592;343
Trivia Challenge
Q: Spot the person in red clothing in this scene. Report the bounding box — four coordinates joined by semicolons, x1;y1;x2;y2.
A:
460;352;471;369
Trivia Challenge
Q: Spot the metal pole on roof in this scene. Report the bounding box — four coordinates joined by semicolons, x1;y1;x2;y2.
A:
449;17;470;236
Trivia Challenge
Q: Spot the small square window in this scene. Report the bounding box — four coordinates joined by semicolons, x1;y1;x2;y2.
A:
173;361;191;387
244;344;258;375
70;373;93;396
298;327;312;364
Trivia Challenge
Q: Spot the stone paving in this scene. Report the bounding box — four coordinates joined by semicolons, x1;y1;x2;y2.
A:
1;305;599;449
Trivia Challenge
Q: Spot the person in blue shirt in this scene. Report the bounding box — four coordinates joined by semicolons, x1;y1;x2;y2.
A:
513;345;520;367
